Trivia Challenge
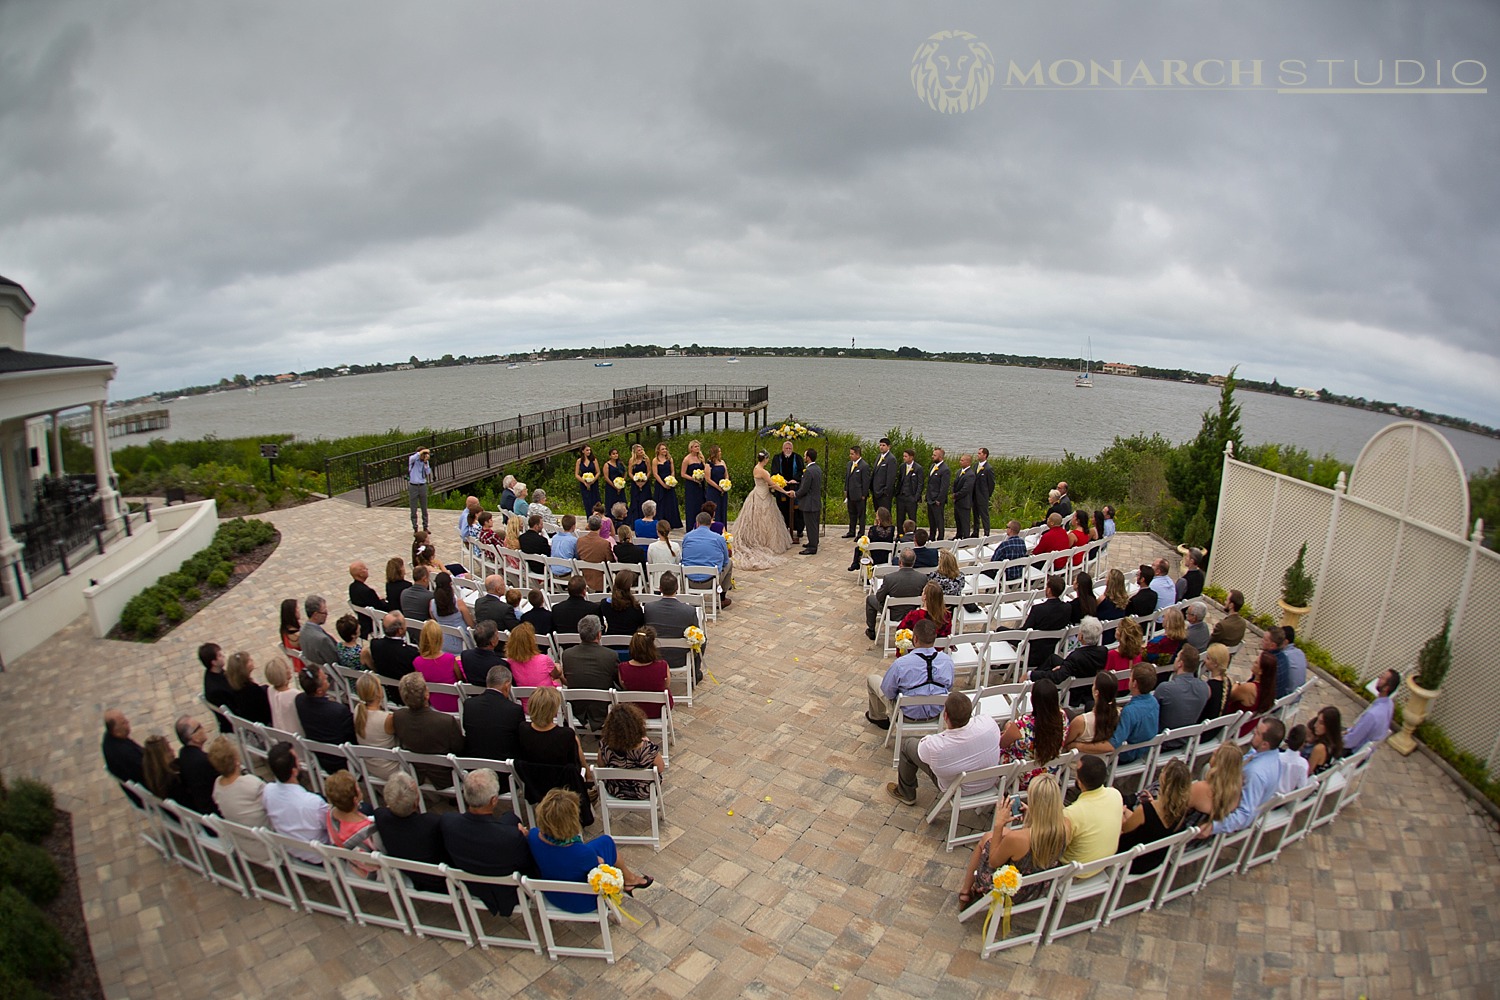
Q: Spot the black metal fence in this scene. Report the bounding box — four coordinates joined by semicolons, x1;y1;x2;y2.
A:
15;476;109;592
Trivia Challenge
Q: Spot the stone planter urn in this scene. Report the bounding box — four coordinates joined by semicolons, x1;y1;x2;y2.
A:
1277;598;1310;631
1389;675;1440;756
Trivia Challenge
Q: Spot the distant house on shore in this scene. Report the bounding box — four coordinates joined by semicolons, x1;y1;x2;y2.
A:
1100;362;1138;376
1293;387;1320;399
274;372;298;383
1208;374;1228;387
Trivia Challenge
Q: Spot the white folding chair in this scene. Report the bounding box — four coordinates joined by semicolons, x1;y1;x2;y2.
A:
1240;783;1320;872
656;637;700;707
1105;731;1165;796
396;749;465;811
922;761;1023;852
958;862;1074;959
350;604;385;639
450;757;521;816
594;766;668;849
1046;847;1137;942
316;843;409;932
1104;827;1197;924
522;877;617;962
214;817;294;908
1310;744;1375;830
878;596;923;653
446;869;543;952
541;557;577;596
680;565;722;622
439;622;476;652
257;828;349;918
1154;828;1216;906
344;744;411;807
158;799;232;888
886;694;951;768
379;856;474;943
612;690;672;764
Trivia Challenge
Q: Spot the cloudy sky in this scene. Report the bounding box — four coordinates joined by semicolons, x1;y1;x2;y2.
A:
2;1;1496;422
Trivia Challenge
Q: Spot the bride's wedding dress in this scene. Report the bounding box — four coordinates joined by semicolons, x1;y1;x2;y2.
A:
730;471;793;571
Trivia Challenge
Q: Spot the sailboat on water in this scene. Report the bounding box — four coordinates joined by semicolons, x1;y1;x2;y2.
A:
595;340;613;367
1075;338;1093;388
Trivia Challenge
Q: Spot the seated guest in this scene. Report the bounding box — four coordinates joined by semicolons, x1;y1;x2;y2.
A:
392;673;464;788
1100;505;1116;537
1305;706;1344;776
1229;651;1278;733
385;557;412;611
374;772;447;890
1154;645;1210;745
295;663;357;774
353;673;399;781
413;619;464;712
998;678;1068;790
1209;589;1247;647
1064;673;1119;749
612;523;648;568
1118;758;1192;871
515;687;593;826
428;572;475;654
1125;565;1159;619
264;656;302;735
1067;571;1099;624
864;548;927;641
1095;568;1130;638
647;519;678;567
1048;486;1072;521
174;715;217;814
680;512;733;609
279;598;302;655
1073;664;1160;762
886;690;1001;806
897;581;952;642
958;772;1070;908
849;506;896;572
348;561;390;637
642;572;703;680
518;514;551;575
561;616;620;729
440;769;535;915
463;663;526;761
1149;557;1177;613
363;611;419;683
401;565;435;625
609;502;630;532
528;489;556;531
909;527;939;569
1030;512;1072;570
594;505;614;543
298;594;340;668
574;516;615;591
1195;719;1285;838
1269;625;1308;698
475;510;502;549
1022;575;1072;671
262;742;329;862
597;703;665;800
927;548;965;597
1176;548;1205;601
224;651;272;725
480;575;528;629
323;771;378;871
1031;615;1108;687
1345;669;1399;752
1184;601;1211;653
506;622;562;706
201;642;233;731
461;620;506;686
1068;510;1093;565
987;519;1028;582
864;618;953;731
552;575;604;635
518;588;554;637
499;475;518;512
700;500;725;535
101;710;145;807
527;788;653;911
1197;643;1234;723
1062;755;1124;868
1105;616;1144;680
602;570;646;637
511;483;530;518
333;614;364;669
142;734;182;804
206;737;270;856
1278;724;1312;794
633;501;659;542
1144;607;1187;664
549;514;579;575
1189;743;1244;830
618;627;672;720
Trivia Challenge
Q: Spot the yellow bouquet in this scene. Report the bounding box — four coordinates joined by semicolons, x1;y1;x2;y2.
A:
857;535;870;551
718;478;732;492
684;625;706;653
588;863;641;925
664;475;678;488
983;864;1023;940
692;468;706;481
612;477;626;489
894;628;914;653
770;474;787;489
581;472;596;485
632;471;649;485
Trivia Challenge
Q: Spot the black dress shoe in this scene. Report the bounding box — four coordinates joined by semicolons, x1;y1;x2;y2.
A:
865;627;876;640
864;712;891;730
841;533;857;539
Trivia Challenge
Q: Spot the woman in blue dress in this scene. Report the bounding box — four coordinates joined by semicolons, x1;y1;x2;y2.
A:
652;442;682;529
703;444;729;520
679;439;706;526
627;443;651;521
527;788;653;913
574;445;600;515
603;446;628;518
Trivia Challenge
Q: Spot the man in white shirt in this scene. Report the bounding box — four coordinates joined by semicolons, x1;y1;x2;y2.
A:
261;742;330;863
887;691;1001;805
1276;724;1312;795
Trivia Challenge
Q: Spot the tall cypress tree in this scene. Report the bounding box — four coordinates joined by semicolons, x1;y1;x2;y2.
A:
1166;366;1244;541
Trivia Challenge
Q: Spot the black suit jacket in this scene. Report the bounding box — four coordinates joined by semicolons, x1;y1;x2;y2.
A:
348;581;389;637
551;597;603;636
460;647;506;686
178;745;219;815
1023;598;1073;670
869;451;897;499
204;669;234;732
103;735;145;806
519;607;554;636
952;466;976;510
911;547;939;569
975;462;995;507
897;462;924;503
769;452;803;488
439;810;535;915
925;462;951;503
795;462;823;512
369;636;419;683
1126;589;1158;619
845;459;872;501
374;808;447;891
643;597;702;669
473;594;520;632
519;531;551;573
296;693;357;769
462;689;526;761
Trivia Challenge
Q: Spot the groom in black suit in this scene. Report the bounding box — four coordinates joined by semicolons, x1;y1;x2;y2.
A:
795;449;824;555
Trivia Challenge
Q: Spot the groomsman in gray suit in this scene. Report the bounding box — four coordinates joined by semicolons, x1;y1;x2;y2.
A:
952;453;977;540
796;449;824;554
925;447;951;540
843;446;872;538
869;438;897;521
896;448;923;530
975;447;995;535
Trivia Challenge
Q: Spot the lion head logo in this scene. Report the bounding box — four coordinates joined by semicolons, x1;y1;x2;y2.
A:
911;30;995;114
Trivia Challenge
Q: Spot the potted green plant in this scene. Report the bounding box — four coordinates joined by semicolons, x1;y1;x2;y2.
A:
1176;499;1212;558
1277;542;1315;629
1390;611;1453;756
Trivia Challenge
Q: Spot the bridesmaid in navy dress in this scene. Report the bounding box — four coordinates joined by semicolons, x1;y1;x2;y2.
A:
603;446;628;519
680;439;706;526
653;442;682;529
575;445;600;516
703;444;728;519
628;443;651;521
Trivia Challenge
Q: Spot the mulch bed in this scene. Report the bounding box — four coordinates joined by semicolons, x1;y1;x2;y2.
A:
39;811;103;1000
105;532;281;642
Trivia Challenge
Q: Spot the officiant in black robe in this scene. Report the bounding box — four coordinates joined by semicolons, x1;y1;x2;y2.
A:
769;442;805;541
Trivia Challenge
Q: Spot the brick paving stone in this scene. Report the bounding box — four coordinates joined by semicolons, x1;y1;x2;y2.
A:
1;502;1497;998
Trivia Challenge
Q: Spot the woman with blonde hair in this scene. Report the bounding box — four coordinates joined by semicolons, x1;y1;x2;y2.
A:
1096;567;1130;637
323;771;378;874
527;788;654;911
503;515;524;570
385;556;411;609
627;443;651;521
413;619;463;712
1120;758;1193;871
505;622;562;707
1197;643;1234;723
928;548;965;597
1189;743;1244;823
897;580;952;641
1105;616;1145;687
224;650;271;724
680;439;707;525
354;673;399;779
264;656;302;734
1144;607;1188;664
958;772;1071;908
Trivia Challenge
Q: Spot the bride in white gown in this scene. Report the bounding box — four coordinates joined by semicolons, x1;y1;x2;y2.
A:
729;451;794;571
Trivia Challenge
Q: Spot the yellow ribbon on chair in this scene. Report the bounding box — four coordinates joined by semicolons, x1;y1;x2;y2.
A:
980;865;1021;940
588;864;643;925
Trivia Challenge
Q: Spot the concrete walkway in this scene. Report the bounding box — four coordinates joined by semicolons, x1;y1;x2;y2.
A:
0;500;1495;999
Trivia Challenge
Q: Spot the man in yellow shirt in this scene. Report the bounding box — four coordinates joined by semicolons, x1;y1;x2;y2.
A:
1063;755;1123;874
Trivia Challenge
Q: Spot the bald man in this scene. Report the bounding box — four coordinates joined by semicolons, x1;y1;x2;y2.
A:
348;561;390;637
459;495;482;544
102;710;145;807
473;574;520;632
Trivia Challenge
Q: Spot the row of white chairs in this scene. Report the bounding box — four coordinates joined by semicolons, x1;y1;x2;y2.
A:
125;781;629;962
955;743;1377;957
867;534;1112;599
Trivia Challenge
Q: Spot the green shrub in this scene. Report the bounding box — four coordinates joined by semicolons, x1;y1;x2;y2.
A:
1281;542;1315;607
0;835;60;905
206;570;230;588
0;884;71;993
1414;612;1454;691
161;599;185;623
0;781;55;844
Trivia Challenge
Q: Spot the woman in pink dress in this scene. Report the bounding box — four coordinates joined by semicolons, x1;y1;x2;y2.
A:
413;620;463;712
618;627;672;719
323;771;378;875
505;623;561;711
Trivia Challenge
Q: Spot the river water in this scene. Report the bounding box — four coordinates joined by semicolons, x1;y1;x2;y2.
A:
149;356;1500;473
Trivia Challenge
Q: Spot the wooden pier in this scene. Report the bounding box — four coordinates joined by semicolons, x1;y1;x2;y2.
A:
326;385;770;507
76;408;170;444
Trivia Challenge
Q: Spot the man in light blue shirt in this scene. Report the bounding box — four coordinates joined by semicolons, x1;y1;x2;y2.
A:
408;448;432;532
679;512;733;608
1345;669;1399;752
1198;718;1285;837
865;618;953;728
1075;663;1159;763
549;515;579;575
1149;557;1177;613
458;496;480;545
1271;626;1309;699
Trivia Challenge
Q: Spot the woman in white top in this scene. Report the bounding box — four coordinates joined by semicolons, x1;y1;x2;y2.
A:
264;656;302;735
354;673;400;780
206;736;272;861
1064;671;1120;749
647;519;678;566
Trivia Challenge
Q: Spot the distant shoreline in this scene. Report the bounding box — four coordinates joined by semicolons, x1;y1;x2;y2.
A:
122;348;1498;441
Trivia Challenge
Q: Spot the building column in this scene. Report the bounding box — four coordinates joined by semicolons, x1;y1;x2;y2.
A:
90;402;121;527
49;412;64;477
0;459;28;599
